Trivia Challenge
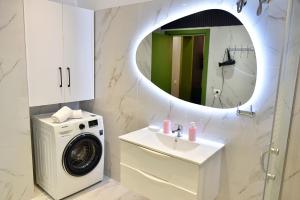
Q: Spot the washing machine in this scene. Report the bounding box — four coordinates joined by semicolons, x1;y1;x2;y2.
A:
32;111;104;200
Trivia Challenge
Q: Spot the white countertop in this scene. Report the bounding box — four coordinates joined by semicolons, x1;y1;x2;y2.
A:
119;127;225;165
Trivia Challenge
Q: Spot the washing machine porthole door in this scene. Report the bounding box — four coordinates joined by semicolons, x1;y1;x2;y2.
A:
63;133;102;177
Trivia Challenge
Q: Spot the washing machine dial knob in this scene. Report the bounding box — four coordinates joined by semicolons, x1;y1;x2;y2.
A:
79;124;85;130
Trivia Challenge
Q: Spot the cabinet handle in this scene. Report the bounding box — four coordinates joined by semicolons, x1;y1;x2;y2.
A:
135;165;169;184
138;146;170;158
59;67;62;87
67;67;71;87
121;163;197;195
121;163;169;184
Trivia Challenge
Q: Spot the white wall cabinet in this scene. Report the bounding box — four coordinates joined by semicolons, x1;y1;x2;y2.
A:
24;0;94;107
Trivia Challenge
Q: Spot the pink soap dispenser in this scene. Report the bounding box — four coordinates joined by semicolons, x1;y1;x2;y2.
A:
163;119;171;134
188;122;197;142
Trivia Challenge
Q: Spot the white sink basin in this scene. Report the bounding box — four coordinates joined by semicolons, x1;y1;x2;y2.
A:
155;132;200;152
119;127;224;165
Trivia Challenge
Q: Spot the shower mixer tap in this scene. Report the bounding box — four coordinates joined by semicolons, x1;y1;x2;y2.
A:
236;0;247;13
257;0;272;16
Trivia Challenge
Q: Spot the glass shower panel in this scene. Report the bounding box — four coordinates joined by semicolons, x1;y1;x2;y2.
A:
263;0;300;199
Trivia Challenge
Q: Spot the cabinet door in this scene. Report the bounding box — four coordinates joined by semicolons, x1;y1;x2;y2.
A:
24;0;64;107
62;5;94;103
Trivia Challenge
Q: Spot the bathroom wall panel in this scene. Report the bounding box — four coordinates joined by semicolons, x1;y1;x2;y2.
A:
0;0;34;199
81;0;288;200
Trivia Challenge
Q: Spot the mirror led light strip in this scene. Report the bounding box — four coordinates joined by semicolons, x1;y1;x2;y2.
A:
132;2;265;114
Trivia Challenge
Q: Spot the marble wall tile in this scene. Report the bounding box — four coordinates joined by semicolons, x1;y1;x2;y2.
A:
81;0;288;200
0;0;34;199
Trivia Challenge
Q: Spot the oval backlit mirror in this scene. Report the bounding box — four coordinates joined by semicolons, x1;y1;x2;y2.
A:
136;9;257;109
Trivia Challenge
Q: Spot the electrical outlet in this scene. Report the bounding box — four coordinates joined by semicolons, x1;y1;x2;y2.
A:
213;89;221;96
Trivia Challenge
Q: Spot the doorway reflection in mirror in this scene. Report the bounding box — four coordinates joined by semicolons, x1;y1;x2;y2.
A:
136;9;257;109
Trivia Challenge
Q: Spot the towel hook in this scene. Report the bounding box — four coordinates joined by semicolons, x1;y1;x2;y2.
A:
237;102;256;118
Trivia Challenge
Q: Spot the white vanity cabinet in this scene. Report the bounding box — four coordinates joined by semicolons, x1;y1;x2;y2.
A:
119;129;224;200
121;142;197;200
24;0;94;107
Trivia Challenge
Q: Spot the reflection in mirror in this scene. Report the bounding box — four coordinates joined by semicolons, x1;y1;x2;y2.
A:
137;9;257;109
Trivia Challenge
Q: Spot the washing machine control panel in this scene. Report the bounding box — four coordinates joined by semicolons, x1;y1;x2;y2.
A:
77;119;100;131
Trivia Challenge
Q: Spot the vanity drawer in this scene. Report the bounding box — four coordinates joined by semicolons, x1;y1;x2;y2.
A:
120;141;199;193
121;164;197;200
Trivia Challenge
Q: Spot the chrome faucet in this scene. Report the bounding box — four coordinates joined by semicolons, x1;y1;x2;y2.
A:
172;124;183;142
